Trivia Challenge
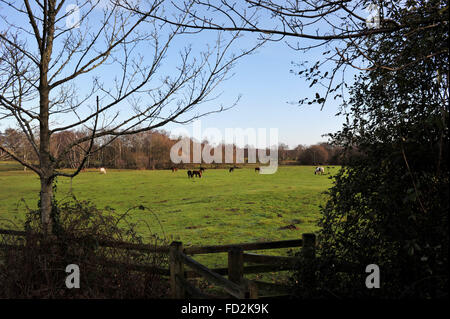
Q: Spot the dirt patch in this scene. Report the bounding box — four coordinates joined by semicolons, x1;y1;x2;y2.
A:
227;208;239;212
185;226;199;229
278;224;298;230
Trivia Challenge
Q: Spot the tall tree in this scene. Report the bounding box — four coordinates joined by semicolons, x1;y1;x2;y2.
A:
0;0;259;233
296;0;448;297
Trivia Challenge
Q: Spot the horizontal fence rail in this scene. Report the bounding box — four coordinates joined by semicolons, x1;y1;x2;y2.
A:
94;256;170;276
184;239;303;255
0;228;169;253
185;263;297;278
243;252;300;266
1;228;301;255
0;229;27;236
174;247;246;299
1;227;322;299
169;234;317;299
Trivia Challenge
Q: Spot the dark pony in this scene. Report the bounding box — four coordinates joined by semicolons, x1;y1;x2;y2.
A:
192;170;202;178
187;170;193;178
255;167;260;172
199;167;205;172
229;167;234;172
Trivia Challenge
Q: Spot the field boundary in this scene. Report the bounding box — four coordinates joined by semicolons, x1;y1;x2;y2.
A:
168;233;316;299
0;228;316;298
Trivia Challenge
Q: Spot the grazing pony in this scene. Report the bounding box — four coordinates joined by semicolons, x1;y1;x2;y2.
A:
187;170;193;178
192;170;202;178
314;166;325;175
229;167;234;173
255;167;260;173
199;167;205;172
171;167;178;172
100;167;107;174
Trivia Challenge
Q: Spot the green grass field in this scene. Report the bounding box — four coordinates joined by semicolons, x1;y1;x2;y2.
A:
0;161;337;269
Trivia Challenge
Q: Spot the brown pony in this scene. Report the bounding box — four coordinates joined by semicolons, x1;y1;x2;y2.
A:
192;170;202;178
171;167;178;172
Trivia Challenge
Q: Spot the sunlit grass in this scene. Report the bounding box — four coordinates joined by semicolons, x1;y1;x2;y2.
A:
0;162;338;269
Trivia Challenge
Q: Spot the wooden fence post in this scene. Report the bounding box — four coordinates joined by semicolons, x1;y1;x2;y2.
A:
170;241;185;298
302;233;316;260
245;280;258;299
228;246;244;284
301;233;316;293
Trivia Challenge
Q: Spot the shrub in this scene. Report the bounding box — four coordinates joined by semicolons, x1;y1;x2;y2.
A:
292;158;448;298
292;0;448;298
0;199;169;298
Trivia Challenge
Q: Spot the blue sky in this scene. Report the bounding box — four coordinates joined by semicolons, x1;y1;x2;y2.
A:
163;37;347;148
0;1;350;149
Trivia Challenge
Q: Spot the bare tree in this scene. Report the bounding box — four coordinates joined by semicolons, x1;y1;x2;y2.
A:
0;0;260;233
0;128;31;163
141;0;448;108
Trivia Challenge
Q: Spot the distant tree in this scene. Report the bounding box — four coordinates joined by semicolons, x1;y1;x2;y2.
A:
1;129;24;158
0;128;34;169
147;132;172;169
278;143;289;162
293;145;305;162
51;130;87;169
298;144;329;165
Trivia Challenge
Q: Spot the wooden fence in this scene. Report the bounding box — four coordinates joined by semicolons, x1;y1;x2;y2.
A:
0;228;171;276
0;228;316;299
169;233;316;299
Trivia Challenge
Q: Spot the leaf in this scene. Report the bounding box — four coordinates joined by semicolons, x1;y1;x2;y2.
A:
309;79;318;88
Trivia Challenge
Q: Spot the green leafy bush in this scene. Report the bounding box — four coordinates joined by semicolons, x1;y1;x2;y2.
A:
293;0;448;298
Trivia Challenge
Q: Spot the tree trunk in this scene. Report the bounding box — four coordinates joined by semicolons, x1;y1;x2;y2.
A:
35;1;56;234
39;74;52;233
40;176;53;233
39;85;53;233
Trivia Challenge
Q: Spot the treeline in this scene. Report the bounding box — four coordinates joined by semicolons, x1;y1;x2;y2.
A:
1;128;348;169
278;143;348;165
